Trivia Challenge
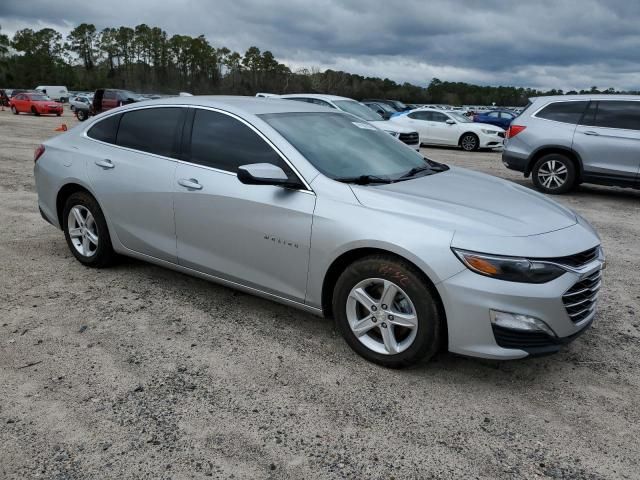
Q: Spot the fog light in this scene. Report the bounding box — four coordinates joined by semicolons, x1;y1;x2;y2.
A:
490;310;556;337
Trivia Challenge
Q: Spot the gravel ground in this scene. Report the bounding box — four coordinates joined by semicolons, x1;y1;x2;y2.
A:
1;108;639;480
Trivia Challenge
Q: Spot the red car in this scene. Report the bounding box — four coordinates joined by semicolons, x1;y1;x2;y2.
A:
10;93;63;116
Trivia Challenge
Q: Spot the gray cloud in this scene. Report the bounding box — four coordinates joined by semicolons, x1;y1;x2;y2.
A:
1;0;639;90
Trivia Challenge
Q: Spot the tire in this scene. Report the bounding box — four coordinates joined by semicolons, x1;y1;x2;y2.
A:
332;254;442;368
531;153;576;194
31;106;40;116
11;105;18;115
62;191;116;268
76;109;88;121
459;132;479;151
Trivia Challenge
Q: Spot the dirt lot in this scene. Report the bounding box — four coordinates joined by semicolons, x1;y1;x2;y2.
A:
1;107;639;480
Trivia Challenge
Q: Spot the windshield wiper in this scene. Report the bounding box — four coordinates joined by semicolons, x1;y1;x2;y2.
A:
398;166;431;179
335;174;394;185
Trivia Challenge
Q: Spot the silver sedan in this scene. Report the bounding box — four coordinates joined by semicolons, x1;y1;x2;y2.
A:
34;96;604;367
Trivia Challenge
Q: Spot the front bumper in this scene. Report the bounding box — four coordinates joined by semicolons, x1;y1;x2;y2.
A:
478;132;505;149
437;258;603;360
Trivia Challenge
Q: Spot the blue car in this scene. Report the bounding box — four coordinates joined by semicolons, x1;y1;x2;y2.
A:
473;110;517;130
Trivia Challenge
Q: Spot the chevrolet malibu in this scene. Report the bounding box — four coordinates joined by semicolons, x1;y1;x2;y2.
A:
34;97;604;367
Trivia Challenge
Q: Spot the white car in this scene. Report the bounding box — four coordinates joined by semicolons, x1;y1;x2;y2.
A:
390;109;505;151
275;94;420;150
69;95;92;111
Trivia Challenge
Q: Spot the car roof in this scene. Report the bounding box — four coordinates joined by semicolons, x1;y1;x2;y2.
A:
113;95;334;115
278;93;354;102
530;94;640;102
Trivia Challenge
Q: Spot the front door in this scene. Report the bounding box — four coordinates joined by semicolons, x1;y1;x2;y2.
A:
173;108;315;302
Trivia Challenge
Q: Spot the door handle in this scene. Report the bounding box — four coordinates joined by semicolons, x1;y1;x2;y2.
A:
178;178;203;190
94;159;114;169
583;131;600;136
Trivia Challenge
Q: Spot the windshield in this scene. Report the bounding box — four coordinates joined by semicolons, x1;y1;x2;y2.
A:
334;100;383;121
391;100;408;110
374;102;396;113
28;94;50;101
448;112;472;123
261;112;446;182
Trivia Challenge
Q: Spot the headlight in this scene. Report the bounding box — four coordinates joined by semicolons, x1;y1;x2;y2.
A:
384;130;400;138
452;248;565;283
481;129;499;135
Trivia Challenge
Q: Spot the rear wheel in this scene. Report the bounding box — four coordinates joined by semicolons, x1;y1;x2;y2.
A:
76;109;88;121
531;153;576;194
62;192;115;268
460;132;479;151
333;255;442;368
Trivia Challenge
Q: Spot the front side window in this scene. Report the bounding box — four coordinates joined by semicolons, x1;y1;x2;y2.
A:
104;90;116;100
189;109;295;179
488;111;500;118
431;112;450;123
87;113;122;144
536;101;588;124
116;107;184;157
261;112;444;181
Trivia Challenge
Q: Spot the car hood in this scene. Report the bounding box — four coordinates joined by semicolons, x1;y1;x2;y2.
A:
368;120;415;134
350;166;577;237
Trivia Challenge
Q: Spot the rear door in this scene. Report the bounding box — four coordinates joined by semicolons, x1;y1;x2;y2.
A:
574;100;640;186
173;108;315;302
85;106;185;262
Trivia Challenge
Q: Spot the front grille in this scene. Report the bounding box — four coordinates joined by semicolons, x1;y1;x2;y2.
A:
398;132;419;145
562;269;602;323
538;246;600;268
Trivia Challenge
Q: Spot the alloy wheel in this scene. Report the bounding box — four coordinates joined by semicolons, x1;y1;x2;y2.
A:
67;205;99;257
461;134;478;151
537;159;568;189
346;278;418;355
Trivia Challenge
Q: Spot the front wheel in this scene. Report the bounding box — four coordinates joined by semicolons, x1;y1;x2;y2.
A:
31;106;40;116
531;154;576;194
63;192;115;268
11;105;18;115
460;133;479;151
333;255;443;368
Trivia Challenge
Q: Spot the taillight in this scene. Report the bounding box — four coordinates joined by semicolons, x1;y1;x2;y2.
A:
506;125;526;139
34;144;45;163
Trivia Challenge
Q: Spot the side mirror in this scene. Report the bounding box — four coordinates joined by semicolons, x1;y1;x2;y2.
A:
237;163;302;189
446;119;456;125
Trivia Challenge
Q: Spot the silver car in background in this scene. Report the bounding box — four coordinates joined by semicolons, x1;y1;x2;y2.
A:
502;95;640;194
34;96;604;367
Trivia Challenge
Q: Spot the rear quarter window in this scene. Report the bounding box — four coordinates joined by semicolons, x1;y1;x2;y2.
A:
535;101;588;124
87;114;122;144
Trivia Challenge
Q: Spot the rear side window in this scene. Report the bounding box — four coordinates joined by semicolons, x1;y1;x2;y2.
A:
591;101;640;130
116;107;184;158
535;101;588;124
87;114;122;144
189;109;294;178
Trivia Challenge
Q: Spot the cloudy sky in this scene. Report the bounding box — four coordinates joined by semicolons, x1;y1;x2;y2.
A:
1;0;639;91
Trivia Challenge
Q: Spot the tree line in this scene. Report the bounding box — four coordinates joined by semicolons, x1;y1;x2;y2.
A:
0;23;636;106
